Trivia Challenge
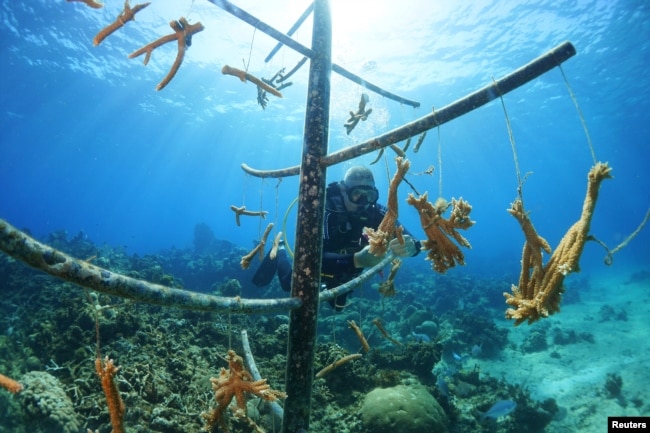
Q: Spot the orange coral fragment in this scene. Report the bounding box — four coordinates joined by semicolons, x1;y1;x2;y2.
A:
95;356;125;433
364;157;410;255
240;223;274;269
407;192;474;273
67;0;104;9
230;205;268;227
0;373;23;394
129;17;204;91
378;257;402;297
372;318;402;346
348;320;370;353
203;350;286;433
93;1;151;46
504;162;612;325
315;354;362;379
222;65;283;98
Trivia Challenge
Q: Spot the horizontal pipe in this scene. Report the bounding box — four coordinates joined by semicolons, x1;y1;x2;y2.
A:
0;218;301;314
242;41;577;178
207;0;420;107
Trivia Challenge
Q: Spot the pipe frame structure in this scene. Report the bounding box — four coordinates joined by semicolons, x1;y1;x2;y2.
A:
280;1;331;431
207;0;420;107
242;41;577;178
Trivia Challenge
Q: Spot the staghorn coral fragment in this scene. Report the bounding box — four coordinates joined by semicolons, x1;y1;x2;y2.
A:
372;318;402;346
315;354;362;379
0;373;23;394
95;356;125;433
348;320;370;353
377;257;402;297
93;1;151;46
504;162;612;325
230;205;269;227
344;93;373;134
129;17;204;91
240;223;273;269
203;350;286;433
67;0;104;9
407;192;474;273
364;157;410;256
222;65;283;98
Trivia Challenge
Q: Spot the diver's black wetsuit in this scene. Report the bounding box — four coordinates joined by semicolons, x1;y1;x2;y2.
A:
275;182;420;310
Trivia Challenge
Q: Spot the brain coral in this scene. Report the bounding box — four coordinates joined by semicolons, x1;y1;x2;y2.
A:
360;383;447;433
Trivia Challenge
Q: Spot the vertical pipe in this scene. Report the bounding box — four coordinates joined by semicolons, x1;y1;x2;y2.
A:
281;0;331;432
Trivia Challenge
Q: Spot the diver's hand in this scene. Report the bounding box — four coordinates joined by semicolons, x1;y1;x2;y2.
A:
389;235;418;257
353;246;384;268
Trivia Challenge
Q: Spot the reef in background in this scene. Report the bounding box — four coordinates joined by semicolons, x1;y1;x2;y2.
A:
0;225;560;433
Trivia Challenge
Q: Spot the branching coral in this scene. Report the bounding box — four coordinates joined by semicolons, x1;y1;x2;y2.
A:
348;320;370;353
315;354;362;379
203;350;286;433
222;65;284;98
504;162;613;325
377;257;402;297
407;192;474;273
95;356;125;433
240;223;274;270
93;1;151;46
364;157;411;255
344;93;372;134
66;0;104;9
230;205;269;227
0;373;22;394
129;17;204;91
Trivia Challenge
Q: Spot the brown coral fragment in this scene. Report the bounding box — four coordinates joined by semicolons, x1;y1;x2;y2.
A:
364;157;411;255
129;17;204;91
315;354;362;379
230;205;269;227
203;350;286;433
93;1;150;46
67;0;104;9
344;93;372;134
504;162;613;325
348;320;370;353
95;356;125;433
0;373;23;394
378;257;402;297
407;192;474;273
372;318;402;346
240;223;273;269
222;65;284;98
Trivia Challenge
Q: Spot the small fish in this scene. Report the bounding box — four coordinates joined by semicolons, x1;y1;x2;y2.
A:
480;400;517;421
471;343;483;357
452;352;468;363
436;376;450;399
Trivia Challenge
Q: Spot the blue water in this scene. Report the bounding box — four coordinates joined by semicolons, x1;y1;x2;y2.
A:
1;0;648;278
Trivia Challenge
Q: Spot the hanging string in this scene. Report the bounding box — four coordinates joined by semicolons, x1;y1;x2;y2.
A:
558;64;597;164
241;173;250;206
243;27;257;72
493;77;525;202
589;208;650;265
437;126;443;197
258;177;266;238
185;0;195;20
274;178;282;227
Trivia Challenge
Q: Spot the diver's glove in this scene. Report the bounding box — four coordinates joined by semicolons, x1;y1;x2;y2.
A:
389;235;418;257
353;245;384;268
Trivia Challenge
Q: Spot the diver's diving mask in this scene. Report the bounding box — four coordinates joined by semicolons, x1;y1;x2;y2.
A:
346;185;379;205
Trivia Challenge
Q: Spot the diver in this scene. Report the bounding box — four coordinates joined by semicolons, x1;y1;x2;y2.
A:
252;166;421;311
